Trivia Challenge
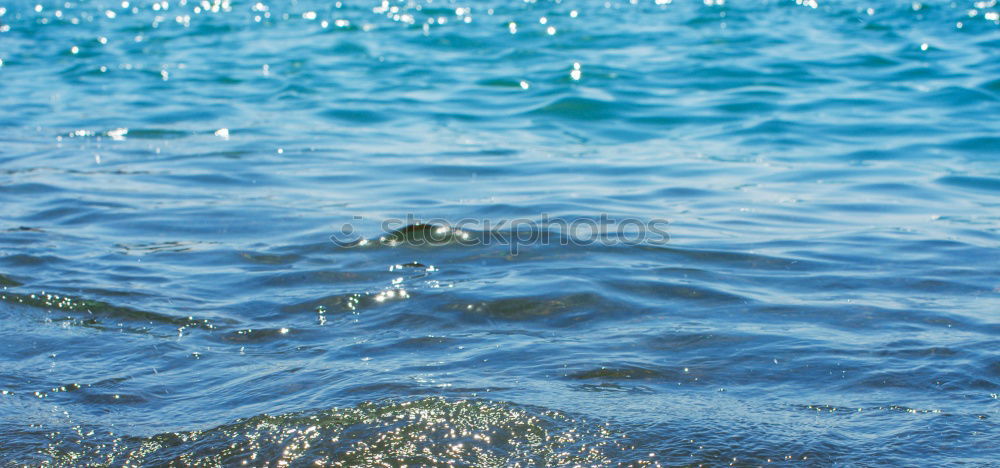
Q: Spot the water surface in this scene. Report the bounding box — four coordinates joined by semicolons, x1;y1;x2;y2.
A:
1;0;999;464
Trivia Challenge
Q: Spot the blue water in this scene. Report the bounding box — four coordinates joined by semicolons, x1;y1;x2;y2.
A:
1;0;999;464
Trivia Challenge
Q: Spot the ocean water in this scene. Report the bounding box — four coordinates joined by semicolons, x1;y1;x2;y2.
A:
1;0;999;465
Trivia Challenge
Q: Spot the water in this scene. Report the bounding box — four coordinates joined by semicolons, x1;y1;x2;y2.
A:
1;0;999;464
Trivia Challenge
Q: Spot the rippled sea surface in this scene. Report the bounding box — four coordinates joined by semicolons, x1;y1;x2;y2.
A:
2;0;999;465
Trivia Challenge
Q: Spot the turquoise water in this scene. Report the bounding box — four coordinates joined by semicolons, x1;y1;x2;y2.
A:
1;0;999;464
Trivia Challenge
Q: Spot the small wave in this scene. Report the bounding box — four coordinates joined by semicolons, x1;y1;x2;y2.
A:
0;290;223;334
526;96;627;121
21;397;630;466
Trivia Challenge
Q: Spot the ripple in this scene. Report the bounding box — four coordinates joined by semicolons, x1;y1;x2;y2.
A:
20;398;630;466
937;175;1000;193
0;290;223;335
526;96;626;121
319;108;395;125
567;366;669;381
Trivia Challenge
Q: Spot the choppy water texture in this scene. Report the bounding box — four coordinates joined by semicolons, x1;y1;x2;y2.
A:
1;0;999;465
